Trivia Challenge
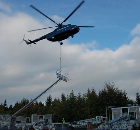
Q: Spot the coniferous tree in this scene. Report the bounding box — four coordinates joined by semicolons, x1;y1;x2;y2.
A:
4;99;8;112
0;104;4;113
67;90;77;121
46;95;52;108
60;93;68;121
76;92;86;120
136;92;140;105
86;88;98;118
8;105;13;114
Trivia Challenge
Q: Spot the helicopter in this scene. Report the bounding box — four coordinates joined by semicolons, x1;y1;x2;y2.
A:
23;0;94;45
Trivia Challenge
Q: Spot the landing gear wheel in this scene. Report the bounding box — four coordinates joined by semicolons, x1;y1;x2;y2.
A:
60;42;63;45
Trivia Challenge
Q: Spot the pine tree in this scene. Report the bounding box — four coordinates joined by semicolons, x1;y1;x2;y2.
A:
46;95;52;108
4;99;8;112
136;92;140;105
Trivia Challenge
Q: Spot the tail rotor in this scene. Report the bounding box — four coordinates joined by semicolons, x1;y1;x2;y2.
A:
19;34;31;45
19;34;26;44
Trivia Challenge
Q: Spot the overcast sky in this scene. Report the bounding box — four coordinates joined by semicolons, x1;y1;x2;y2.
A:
0;0;140;106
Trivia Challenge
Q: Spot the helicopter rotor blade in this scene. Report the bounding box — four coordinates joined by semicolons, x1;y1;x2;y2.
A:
61;0;85;24
78;26;94;27
30;5;59;26
19;34;25;44
28;27;54;32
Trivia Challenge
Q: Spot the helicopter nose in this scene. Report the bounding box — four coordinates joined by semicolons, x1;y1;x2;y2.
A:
78;27;80;31
76;26;80;32
71;25;80;33
75;26;80;30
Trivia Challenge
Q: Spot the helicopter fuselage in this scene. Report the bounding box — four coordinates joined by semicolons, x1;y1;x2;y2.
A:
46;24;80;42
26;24;80;45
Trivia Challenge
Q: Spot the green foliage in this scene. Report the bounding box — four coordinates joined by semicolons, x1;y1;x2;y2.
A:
0;82;135;122
97;82;129;116
136;92;140;105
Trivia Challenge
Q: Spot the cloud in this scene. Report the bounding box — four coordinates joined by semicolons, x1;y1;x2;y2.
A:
0;1;11;13
51;15;65;23
0;5;140;106
131;24;140;36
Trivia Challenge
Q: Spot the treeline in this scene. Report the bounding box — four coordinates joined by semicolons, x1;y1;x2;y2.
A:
0;82;135;122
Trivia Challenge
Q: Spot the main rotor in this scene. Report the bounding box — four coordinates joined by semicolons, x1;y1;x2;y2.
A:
30;0;84;27
28;0;94;32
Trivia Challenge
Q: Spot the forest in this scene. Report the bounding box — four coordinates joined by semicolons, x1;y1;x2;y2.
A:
0;82;139;122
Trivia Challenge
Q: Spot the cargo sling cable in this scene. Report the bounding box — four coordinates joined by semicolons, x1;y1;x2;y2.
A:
60;42;62;74
7;71;69;129
60;44;61;73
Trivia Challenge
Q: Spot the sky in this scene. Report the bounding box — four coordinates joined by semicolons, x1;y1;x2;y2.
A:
0;0;140;107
